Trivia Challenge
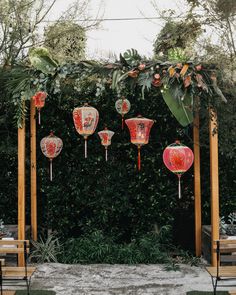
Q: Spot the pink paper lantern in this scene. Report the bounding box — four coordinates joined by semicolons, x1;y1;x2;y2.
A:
125;115;154;171
98;127;115;161
73;103;99;158
32;91;47;125
163;140;194;198
40;132;63;181
115;97;131;129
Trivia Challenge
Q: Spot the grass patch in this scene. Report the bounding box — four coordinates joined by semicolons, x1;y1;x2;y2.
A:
16;291;56;295
186;291;229;295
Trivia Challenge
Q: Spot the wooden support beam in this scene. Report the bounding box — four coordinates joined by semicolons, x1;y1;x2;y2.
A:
30;98;37;241
18;119;25;266
209;108;220;266
193;110;202;257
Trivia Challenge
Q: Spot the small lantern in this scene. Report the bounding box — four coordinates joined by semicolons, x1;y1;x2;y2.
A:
73;103;99;158
32;91;47;125
115;97;131;129
125;115;154;171
98;127;114;161
40;132;63;181
163;141;194;199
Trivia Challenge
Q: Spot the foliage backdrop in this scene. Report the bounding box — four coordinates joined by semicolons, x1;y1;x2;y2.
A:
0;62;235;254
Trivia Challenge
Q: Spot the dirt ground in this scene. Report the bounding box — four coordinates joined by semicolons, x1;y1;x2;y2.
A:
24;263;235;295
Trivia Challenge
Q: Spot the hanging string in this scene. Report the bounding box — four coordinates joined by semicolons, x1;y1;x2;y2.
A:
138;146;141;171
122;115;124;130
50;159;53;181
178;174;182;199
84;137;87;158
105;147;108;162
38;109;41;125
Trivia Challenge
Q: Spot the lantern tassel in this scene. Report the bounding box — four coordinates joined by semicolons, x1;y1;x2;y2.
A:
38;109;41;125
178;175;181;199
105;147;108;162
50;159;53;181
138;146;141;171
122;115;124;130
84;137;87;158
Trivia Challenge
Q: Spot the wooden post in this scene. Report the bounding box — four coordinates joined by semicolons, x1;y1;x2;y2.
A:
193;109;202;257
30;98;37;241
209;108;220;266
18;117;25;266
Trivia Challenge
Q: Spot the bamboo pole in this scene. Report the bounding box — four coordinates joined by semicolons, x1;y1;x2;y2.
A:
193;109;202;257
209;108;220;266
18;117;25;266
30;98;37;241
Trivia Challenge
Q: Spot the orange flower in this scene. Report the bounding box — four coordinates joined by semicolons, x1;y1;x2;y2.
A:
168;67;175;77
195;64;202;71
128;70;139;78
138;64;146;71
184;75;191;88
180;64;189;77
154;73;160;80
152;79;162;87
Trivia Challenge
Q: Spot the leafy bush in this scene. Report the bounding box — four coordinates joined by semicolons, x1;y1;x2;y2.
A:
59;227;177;265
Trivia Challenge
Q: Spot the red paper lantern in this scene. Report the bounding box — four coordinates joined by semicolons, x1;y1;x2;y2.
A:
73;103;99;158
163;141;194;199
115;97;131;129
32;91;47;125
125;115;154;170
98;127;114;161
40;132;63;181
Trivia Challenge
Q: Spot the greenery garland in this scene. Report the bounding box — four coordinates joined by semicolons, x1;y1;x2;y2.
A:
1;47;227;128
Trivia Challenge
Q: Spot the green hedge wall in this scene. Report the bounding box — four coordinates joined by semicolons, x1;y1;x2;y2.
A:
0;78;235;251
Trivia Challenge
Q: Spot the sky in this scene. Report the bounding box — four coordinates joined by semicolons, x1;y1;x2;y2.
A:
48;0;187;59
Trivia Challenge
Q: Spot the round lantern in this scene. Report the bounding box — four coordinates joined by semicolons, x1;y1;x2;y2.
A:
32;91;47;125
40;132;63;181
163;141;194;199
125;115;154;171
98;127;115;161
115;97;131;129
73;103;99;158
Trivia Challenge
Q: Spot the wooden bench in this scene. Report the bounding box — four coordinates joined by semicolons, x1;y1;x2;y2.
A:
206;239;236;295
0;240;36;295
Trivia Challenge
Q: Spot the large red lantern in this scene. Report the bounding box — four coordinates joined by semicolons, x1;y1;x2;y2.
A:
98;127;114;161
40;132;63;181
32;91;47;125
115;97;131;129
163;141;194;199
73;103;99;158
125;115;154;171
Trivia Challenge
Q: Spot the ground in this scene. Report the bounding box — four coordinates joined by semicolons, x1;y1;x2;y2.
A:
21;263;233;295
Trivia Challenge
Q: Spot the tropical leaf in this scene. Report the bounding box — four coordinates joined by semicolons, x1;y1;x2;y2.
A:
29;47;58;74
161;84;193;126
137;72;153;99
111;70;122;90
122;48;141;66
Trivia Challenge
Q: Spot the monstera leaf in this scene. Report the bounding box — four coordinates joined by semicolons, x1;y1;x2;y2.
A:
29;47;58;74
161;84;193;127
121;48;141;66
137;72;153;99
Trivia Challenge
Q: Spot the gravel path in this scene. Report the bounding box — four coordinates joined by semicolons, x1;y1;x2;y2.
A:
29;263;234;295
4;263;236;294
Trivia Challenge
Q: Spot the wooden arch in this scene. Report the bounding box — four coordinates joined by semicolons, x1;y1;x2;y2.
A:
17;85;220;268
